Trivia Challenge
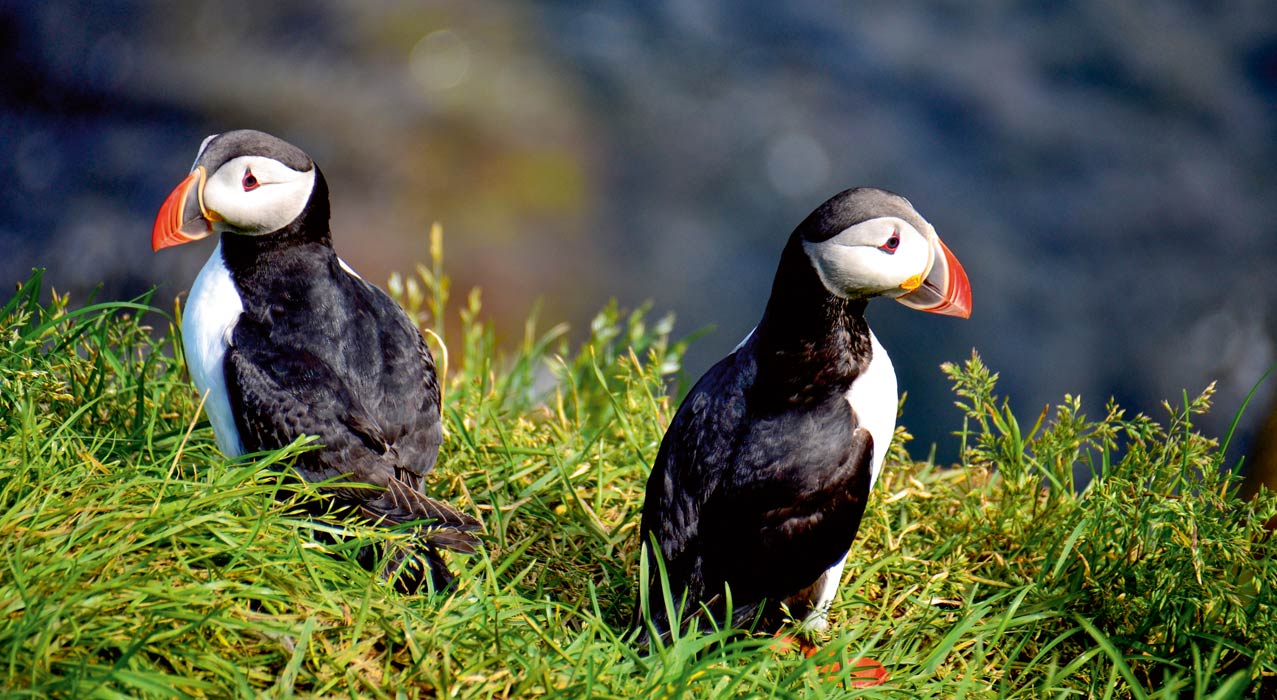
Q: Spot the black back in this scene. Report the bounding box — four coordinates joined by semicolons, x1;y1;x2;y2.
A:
217;165;477;589
221;169;443;487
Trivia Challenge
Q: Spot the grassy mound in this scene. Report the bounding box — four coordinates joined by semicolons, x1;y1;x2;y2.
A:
1;244;1274;698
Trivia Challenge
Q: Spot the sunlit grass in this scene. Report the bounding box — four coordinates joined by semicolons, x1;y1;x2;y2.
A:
1;242;1274;698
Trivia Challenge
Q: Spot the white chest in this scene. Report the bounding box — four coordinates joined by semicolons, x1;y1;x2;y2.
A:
181;242;245;458
846;331;898;489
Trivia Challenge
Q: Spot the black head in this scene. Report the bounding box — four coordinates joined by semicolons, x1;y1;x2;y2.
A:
191;129;313;175
791;187;971;316
153;130;326;250
796;187;929;244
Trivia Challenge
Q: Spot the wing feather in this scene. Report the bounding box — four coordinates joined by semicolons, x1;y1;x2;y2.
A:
222;281;475;557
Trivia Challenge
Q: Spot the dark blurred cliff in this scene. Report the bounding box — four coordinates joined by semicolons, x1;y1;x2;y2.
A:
2;1;1276;464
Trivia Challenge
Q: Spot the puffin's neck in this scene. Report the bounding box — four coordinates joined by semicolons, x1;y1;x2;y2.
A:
219;168;339;301
748;235;872;404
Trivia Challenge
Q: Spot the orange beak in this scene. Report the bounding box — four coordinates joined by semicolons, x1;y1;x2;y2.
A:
897;236;972;318
152;167;215;251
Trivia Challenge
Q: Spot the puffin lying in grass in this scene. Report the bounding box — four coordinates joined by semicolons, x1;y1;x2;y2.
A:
152;129;479;592
636;188;971;679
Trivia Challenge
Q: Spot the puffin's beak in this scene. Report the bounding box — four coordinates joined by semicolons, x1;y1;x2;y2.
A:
152;167;216;251
897;236;971;318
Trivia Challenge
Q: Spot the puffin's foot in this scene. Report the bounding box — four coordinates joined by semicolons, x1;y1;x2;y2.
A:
818;657;888;688
769;632;820;656
770;633;889;688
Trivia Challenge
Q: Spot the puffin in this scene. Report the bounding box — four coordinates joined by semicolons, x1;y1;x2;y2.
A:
152;129;479;592
636;187;971;650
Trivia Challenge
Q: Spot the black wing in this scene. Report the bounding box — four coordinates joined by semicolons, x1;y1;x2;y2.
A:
699;415;872;607
637;348;873;635
224;275;477;548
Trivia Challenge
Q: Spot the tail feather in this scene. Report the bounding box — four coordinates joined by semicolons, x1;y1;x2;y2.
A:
423;526;480;554
350;477;481;593
360;478;482;554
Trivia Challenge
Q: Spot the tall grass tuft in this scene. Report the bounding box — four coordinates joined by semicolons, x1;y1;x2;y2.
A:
1;245;1273;698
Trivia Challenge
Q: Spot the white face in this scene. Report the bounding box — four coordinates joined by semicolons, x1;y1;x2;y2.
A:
801;216;935;300
201;155;316;235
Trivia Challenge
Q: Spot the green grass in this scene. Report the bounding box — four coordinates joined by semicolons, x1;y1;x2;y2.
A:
1;240;1274;698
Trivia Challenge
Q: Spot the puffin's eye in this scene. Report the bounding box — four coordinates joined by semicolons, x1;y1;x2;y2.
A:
880;234;900;253
242;170;259;191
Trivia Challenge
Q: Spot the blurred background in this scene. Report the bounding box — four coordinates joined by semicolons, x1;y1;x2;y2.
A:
3;1;1276;469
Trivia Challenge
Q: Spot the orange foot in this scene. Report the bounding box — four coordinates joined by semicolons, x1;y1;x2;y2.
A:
771;633;889;688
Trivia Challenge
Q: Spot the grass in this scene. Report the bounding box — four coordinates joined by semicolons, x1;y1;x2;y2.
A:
1;235;1275;698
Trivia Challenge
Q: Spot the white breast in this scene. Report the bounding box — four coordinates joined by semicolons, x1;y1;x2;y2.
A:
846;330;898;489
182;242;245;458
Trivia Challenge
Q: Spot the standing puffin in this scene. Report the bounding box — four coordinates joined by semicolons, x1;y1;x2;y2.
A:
152;129;479;591
636;187;970;647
